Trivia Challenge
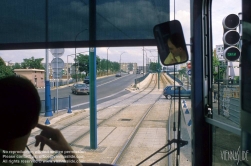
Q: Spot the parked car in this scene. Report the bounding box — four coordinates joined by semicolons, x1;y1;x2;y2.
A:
71;83;89;95
115;73;121;77
163;85;191;99
83;76;89;84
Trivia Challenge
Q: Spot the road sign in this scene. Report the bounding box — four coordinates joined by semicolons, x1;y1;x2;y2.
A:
51;58;64;69
90;47;94;52
50;48;64;58
187;62;191;69
51;58;64;79
52;72;63;79
187;70;191;75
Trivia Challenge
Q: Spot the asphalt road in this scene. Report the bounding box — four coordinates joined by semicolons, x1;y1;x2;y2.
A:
38;73;141;110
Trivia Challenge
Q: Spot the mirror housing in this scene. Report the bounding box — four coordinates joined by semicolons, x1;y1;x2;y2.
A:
153;20;188;66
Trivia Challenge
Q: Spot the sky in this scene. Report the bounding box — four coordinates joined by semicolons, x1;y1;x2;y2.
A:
0;0;241;65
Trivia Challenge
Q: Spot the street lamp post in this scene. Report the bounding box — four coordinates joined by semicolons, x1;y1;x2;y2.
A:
119;52;126;74
107;47;110;76
143;47;144;75
75;29;88;82
145;52;148;73
67;55;73;85
144;48;158;73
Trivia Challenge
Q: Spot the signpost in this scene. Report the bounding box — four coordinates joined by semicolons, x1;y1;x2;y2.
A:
187;70;191;75
50;49;65;113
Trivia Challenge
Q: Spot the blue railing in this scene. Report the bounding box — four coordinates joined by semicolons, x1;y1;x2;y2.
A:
50;79;75;88
166;71;183;85
219;84;240;125
135;73;149;85
40;95;71;113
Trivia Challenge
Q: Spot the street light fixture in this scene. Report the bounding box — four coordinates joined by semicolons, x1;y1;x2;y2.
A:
143;50;148;73
67;55;74;85
144;48;158;73
75;29;88;82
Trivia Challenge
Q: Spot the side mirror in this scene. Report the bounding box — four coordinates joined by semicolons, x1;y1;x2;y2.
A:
153;20;188;66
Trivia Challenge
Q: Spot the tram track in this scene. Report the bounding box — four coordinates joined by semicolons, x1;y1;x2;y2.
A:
111;75;169;165
26;73;169;163
29;74;155;138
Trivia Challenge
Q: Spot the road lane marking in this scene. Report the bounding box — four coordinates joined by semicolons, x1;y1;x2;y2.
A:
71;89;126;108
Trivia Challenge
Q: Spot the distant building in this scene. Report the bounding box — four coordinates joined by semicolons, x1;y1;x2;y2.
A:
166;66;177;72
137;66;146;74
120;63;137;73
14;69;45;88
42;62;74;79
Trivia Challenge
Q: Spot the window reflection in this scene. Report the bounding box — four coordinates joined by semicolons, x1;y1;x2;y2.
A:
212;127;251;165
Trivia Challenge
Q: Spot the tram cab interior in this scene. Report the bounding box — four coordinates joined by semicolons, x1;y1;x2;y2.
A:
1;0;251;165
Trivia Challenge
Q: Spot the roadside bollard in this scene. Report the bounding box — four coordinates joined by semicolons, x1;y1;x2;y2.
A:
45;118;50;125
188;119;192;126
67;95;72;113
183;103;187;108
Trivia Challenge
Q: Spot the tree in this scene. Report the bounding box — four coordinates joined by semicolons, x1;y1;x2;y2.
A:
12;63;22;70
149;62;160;72
110;62;120;72
212;53;226;82
178;68;187;79
76;53;120;73
0;57;5;66
0;57;14;79
75;54;89;75
100;59;107;71
21;57;44;69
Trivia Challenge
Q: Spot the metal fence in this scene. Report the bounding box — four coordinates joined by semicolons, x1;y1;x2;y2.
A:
50;79;75;88
135;73;149;85
219;84;240;125
166;71;183;85
40;96;71;113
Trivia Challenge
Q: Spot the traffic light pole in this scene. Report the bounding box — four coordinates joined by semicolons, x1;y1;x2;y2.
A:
158;52;160;89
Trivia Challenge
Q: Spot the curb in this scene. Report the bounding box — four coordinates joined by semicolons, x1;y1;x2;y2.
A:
181;99;191;139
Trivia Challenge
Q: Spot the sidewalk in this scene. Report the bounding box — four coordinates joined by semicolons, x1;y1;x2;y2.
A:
179;99;192;166
33;74;193;165
37;74;117;90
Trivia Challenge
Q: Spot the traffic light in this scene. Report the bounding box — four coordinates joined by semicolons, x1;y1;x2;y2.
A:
222;14;240;61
